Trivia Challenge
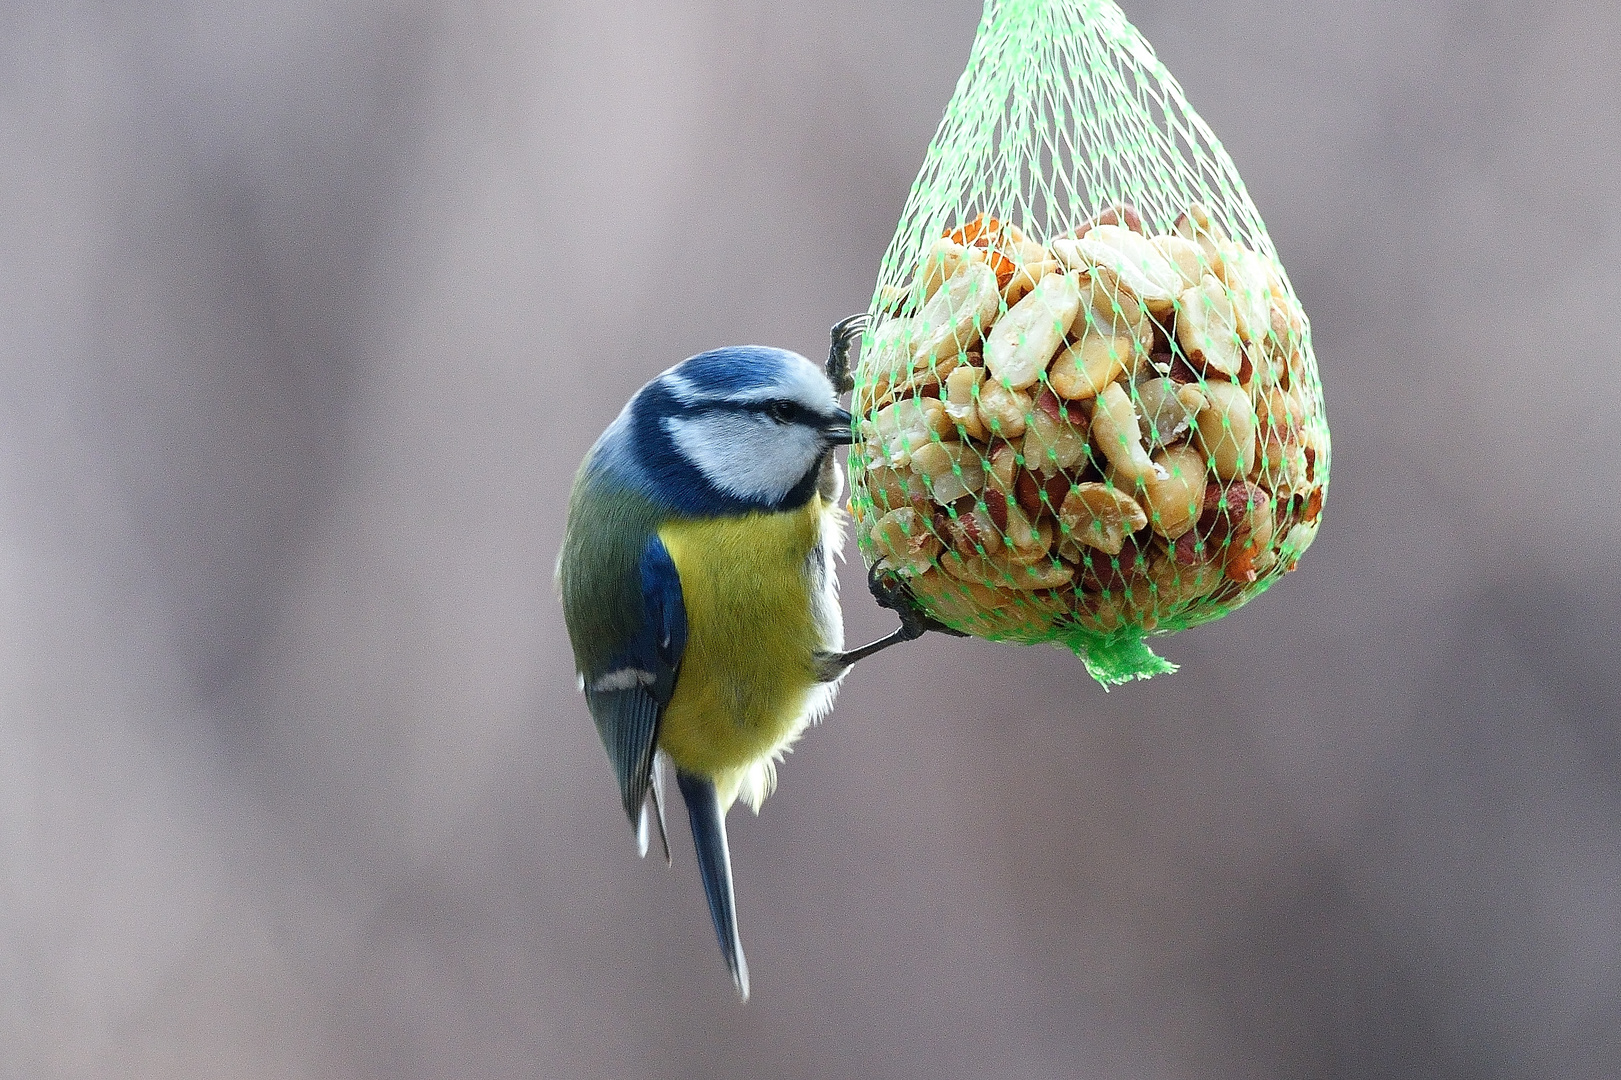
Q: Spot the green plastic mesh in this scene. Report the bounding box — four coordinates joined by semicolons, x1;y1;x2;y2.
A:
848;0;1330;686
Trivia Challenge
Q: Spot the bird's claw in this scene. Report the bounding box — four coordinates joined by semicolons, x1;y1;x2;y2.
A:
826;313;868;396
867;563;969;640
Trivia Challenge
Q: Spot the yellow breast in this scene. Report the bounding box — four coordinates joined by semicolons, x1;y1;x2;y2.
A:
656;496;844;809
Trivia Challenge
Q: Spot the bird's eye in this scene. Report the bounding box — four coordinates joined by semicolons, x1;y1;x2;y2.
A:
766;400;797;424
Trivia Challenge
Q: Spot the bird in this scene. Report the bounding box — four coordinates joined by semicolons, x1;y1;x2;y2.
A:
556;317;944;999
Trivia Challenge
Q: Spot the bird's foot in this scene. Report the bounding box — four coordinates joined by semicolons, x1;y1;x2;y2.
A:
867;563;969;640
815;565;967;681
825;313;868;396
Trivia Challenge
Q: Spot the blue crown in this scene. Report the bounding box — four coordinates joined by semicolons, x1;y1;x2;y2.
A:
667;346;802;403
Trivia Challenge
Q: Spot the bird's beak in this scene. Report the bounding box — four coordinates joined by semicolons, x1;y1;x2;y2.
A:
823;407;855;445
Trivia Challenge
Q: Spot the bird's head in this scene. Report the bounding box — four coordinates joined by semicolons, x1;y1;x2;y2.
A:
593;345;855;515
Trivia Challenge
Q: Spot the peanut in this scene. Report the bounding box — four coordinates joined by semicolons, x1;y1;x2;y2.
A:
908;570;1021;635
920;237;970;301
1237;338;1259;388
1303;487;1323;523
1150;233;1209;289
944;363;988;441
976;378;1033;439
882;355;961;410
1252;436;1310;497
861;317;966;410
1173;202;1228;271
1016;467;1073;517
1055;529;1085;566
1072;269;1153;344
870;507;943;575
912;259;1000;368
865;464;927;514
1194;381;1257;481
1146;550;1223;608
1250;384;1311;497
939;495;1052;569
1134;377;1201;449
1255;297;1297;391
912;568;1072;639
1003;238;1061;306
1059;482;1148;555
854;317;914;410
910;439;986;504
1299;413;1329;479
1216;241;1272;346
1074;593;1129;633
1003;260;1061;307
940;548;1073;591
1052;225;1181;316
1073;533;1150;594
983;271;1082;390
986;441;1019;496
1048;326;1135;400
863;395;951;468
1175;275;1243;380
1277;520;1321;573
1212;482;1276;583
938;502;994;556
1022;389;1089;475
999;556;1073;591
1264;260;1292;307
1193;480;1272;575
1072;202;1145;237
1134;443;1207;539
995;502;1052;564
1255;385;1305;440
1280;323;1308;392
876;282;910;318
1090;382;1163;483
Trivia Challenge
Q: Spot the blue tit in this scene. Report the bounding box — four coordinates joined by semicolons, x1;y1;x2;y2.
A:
558;318;940;999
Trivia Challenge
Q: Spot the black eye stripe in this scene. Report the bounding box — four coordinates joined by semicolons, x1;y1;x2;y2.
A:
743;399;806;424
684;397;821;425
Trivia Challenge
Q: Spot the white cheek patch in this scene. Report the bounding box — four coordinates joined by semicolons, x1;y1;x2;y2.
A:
666;413;821;504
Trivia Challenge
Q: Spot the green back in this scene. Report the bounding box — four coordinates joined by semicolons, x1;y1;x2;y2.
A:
558;460;664;679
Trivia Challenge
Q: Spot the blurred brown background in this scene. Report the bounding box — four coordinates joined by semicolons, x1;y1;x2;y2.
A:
2;1;1618;1077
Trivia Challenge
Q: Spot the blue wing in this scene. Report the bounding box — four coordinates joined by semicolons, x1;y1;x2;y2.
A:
582;535;687;833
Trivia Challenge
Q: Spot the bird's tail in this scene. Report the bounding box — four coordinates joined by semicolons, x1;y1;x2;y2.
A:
675;770;750;1000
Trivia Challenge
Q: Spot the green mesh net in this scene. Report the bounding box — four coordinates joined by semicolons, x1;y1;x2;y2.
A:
848;0;1329;686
